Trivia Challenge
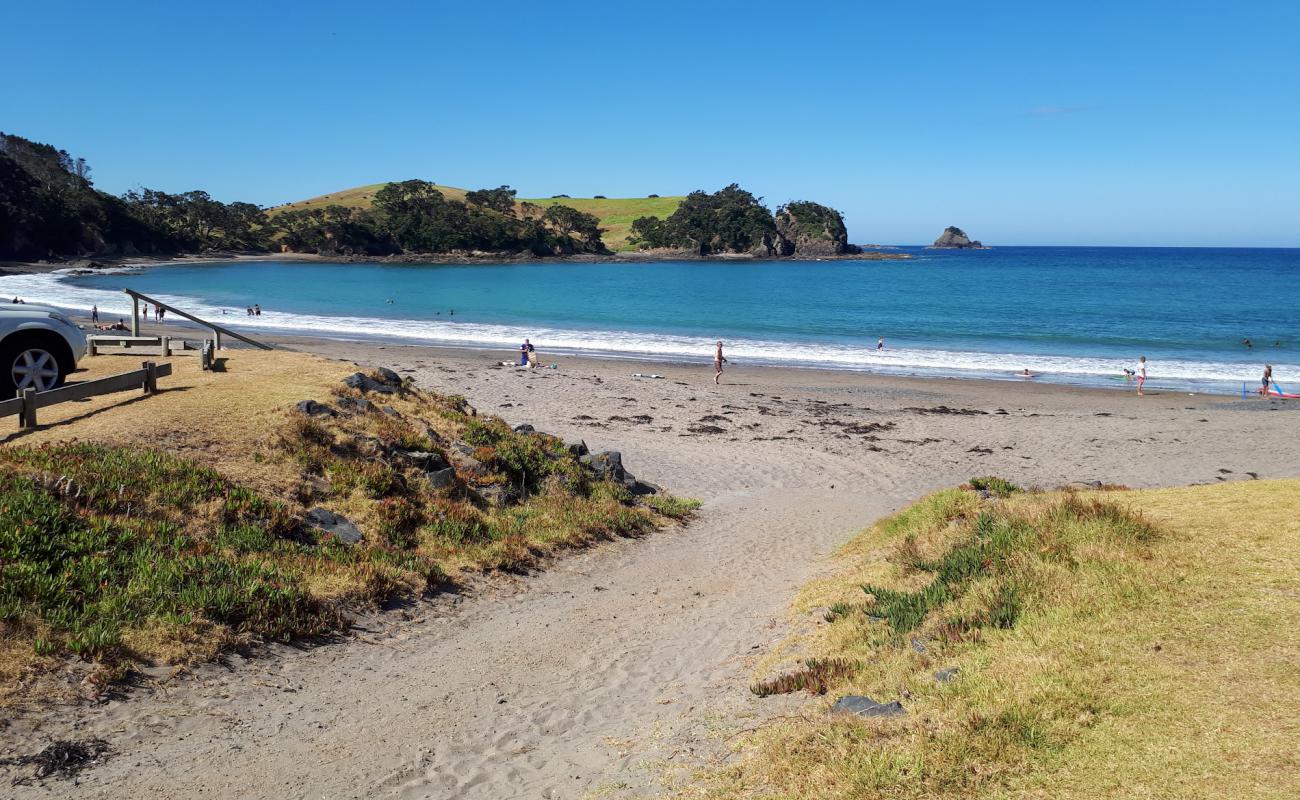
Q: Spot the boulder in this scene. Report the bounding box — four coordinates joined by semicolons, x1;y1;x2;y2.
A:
579;450;659;495
934;667;960;683
565;440;589;457
374;367;402;386
305;507;363;545
295;399;336;417
399;450;450;471
831;695;907;718
343;372;397;395
929;226;985;249
513;424;536;433
580;450;627;483
424;467;457;489
336;395;375;414
381;406;401;418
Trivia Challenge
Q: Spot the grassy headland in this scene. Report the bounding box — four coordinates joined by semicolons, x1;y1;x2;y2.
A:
270;184;685;251
0;351;696;704
699;479;1300;799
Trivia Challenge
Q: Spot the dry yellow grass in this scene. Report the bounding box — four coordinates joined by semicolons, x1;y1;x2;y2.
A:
694;481;1300;800
4;348;353;497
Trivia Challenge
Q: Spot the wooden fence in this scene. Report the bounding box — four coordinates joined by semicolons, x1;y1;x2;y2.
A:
0;361;173;429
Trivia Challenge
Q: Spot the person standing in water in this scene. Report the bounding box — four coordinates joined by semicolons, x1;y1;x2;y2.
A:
714;341;728;384
877;337;885;351
1262;364;1274;395
1135;355;1147;396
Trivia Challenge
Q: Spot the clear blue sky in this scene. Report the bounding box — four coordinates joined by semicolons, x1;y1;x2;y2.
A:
5;0;1298;246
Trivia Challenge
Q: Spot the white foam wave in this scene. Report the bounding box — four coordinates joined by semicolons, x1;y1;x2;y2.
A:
2;269;1292;393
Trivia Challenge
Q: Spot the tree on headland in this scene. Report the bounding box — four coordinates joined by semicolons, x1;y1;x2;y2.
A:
542;204;603;251
630;183;776;255
465;185;518;215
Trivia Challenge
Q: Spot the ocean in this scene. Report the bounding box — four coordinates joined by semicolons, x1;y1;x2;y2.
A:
4;247;1298;394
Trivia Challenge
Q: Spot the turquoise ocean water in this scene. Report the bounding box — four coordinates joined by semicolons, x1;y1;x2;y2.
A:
5;247;1298;394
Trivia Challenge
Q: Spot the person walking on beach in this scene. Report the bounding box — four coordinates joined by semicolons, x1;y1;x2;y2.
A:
1135;355;1147;396
714;341;728;385
91;305;99;324
1261;364;1274;396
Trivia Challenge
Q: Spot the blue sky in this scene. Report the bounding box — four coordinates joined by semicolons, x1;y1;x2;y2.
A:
4;0;1298;246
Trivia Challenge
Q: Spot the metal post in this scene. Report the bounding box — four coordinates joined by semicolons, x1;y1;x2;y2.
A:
132;296;140;337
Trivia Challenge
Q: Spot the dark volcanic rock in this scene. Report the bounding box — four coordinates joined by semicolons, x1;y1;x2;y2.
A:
930;226;985;249
295;399;336;417
305;507;363;545
336;395;375;414
424;467;457;489
513;424;536;433
774;202;857;257
343;372;397;395
580;450;659;495
374;367;402;386
831;695;907;718
581;450;627;483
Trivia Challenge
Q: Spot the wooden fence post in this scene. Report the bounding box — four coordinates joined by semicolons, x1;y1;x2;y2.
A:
131;296;140;337
19;388;36;428
143;361;157;394
213;328;222;350
160;336;170;357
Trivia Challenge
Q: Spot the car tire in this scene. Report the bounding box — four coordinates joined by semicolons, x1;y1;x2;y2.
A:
0;333;70;397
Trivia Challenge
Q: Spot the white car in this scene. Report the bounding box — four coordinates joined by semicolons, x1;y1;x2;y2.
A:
0;303;88;395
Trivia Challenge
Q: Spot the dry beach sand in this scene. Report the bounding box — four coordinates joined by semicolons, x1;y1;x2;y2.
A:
3;337;1298;799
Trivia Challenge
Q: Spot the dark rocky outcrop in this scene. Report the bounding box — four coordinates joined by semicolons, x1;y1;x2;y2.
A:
930;226;986;249
773;202;859;257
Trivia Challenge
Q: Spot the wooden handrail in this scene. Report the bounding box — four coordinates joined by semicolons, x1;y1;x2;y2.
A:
124;288;274;350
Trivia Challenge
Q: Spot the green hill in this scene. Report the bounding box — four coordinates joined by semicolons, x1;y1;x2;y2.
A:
268;184;684;251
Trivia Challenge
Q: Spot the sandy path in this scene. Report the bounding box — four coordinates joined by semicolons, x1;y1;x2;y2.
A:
5;343;1298;798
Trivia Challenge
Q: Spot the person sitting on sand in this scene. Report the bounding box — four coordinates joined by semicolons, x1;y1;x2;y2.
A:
520;339;531;367
526;340;537;368
1135;355;1147;396
714;341;729;385
1261;364;1274;395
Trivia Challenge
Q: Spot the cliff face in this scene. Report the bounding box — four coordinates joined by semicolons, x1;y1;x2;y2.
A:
772;202;858;257
930;226;985;248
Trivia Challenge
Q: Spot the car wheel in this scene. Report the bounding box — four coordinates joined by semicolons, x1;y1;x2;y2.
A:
0;340;66;396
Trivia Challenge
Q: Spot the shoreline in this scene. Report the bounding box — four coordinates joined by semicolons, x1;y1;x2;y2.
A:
4;255;1291;397
0;247;911;277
